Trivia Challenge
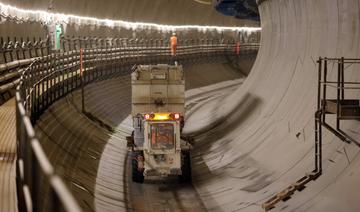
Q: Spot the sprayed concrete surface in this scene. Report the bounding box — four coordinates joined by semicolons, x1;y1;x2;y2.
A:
182;0;360;211
1;0;256;27
0;0;258;39
34;62;247;211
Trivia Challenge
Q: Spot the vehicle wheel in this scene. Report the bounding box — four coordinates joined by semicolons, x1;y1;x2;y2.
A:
179;151;191;183
132;153;144;183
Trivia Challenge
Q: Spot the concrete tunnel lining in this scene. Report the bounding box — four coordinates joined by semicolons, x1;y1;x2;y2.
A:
34;61;251;211
0;0;258;27
183;0;360;211
6;0;360;211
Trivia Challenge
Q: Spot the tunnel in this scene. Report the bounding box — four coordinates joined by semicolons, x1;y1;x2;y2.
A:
0;0;360;212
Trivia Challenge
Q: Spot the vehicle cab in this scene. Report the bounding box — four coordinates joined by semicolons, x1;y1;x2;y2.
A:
142;113;182;176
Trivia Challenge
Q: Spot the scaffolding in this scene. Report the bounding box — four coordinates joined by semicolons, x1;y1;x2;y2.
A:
262;57;360;211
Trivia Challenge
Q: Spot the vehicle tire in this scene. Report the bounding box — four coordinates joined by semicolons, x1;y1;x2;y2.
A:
179;151;192;183
132;153;144;183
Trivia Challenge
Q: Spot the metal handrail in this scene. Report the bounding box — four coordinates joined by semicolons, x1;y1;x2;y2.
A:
0;35;259;104
16;89;82;212
318;57;360;145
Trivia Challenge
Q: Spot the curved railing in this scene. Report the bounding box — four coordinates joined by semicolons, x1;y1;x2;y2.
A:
1;35;258;104
0;37;50;104
15;39;259;211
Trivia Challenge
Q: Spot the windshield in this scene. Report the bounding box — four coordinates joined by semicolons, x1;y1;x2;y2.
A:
150;123;174;150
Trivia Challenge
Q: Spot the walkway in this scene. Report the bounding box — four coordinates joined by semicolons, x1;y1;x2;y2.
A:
0;98;17;212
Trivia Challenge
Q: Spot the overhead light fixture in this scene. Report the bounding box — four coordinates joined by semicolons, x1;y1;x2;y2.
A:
193;0;212;5
0;2;261;33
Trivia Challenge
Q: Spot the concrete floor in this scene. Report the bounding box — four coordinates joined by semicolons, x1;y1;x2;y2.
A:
0;99;17;212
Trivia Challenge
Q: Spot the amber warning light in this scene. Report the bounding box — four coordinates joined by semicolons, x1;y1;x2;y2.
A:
143;113;181;121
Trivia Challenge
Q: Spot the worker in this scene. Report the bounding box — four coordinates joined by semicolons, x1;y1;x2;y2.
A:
170;32;177;56
236;41;240;55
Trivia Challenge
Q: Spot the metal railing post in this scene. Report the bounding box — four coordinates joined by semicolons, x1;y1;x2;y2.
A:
322;58;328;124
80;48;85;113
341;57;345;100
336;59;341;129
315;57;322;173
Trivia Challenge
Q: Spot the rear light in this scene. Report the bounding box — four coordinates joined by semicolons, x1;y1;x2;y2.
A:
174;113;180;119
144;114;155;120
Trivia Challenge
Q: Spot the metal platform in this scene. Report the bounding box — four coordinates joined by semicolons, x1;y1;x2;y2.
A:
323;99;360;119
262;57;360;211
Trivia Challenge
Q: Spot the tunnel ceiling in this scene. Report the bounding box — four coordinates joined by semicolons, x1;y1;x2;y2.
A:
1;0;259;27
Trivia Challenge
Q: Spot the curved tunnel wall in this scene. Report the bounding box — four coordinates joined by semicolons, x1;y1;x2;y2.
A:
183;0;360;211
11;0;360;211
2;0;256;26
0;0;258;39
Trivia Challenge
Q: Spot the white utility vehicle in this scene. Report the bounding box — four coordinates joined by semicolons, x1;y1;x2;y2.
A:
127;64;191;183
